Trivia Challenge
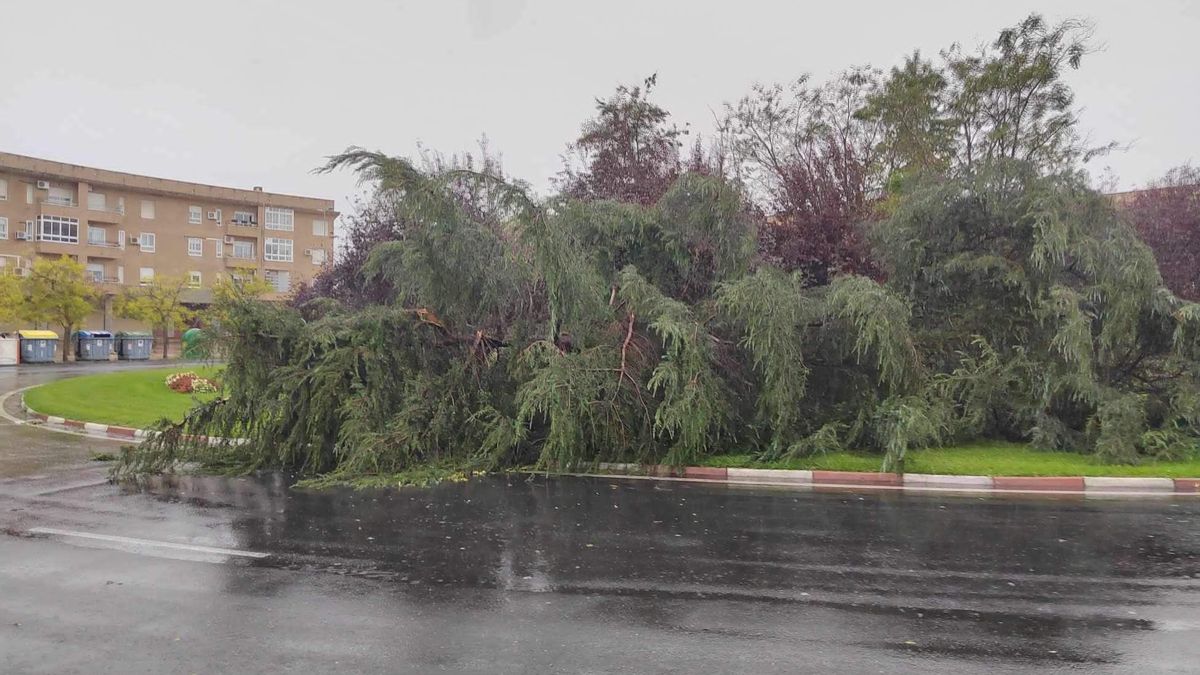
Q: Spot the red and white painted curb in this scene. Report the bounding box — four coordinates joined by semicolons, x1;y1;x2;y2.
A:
14;394;1200;496
591;463;1200;496
22;408;148;441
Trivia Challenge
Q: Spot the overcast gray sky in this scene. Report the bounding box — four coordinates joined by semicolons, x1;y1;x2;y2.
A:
2;0;1197;217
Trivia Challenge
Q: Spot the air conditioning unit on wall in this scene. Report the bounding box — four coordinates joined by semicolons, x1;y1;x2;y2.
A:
35;180;50;190
223;235;234;244
129;237;140;246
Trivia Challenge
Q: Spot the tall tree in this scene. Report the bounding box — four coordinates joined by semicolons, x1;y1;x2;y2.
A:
1122;165;1200;301
560;75;685;206
0;274;24;325
116;275;195;359
23;257;99;362
861;14;1107;177
723;68;883;283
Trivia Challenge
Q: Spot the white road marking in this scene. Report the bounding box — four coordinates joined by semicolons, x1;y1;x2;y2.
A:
28;527;269;559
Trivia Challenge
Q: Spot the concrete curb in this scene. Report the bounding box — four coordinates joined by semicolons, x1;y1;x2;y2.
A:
23;408;145;442
593;462;1200;495
15;400;1200;497
20;397;239;446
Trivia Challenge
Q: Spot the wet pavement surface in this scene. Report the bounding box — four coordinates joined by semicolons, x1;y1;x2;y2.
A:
1;365;1199;673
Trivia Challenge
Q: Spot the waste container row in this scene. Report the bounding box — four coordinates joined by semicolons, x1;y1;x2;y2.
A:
0;331;155;363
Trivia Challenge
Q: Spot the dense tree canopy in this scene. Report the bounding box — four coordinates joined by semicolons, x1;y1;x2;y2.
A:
119;14;1200;483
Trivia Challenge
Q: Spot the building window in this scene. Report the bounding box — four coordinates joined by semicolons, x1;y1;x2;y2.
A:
47;186;75;206
0;217;7;239
138;232;156;253
0;178;7;200
85;263;105;283
312;219;328;236
263;237;293;262
140;200;155;219
37;215;80;243
264;269;291;293
88;192;107;211
87;227;107;245
231;240;255;259
188;271;202;288
189;206;202;224
187;237;203;257
264;207;294;231
26;184;33;204
139;267;154;284
310;248;326;265
232;210;256;226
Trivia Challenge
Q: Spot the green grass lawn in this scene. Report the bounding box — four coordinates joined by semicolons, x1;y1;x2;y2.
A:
700;441;1200;478
24;366;221;429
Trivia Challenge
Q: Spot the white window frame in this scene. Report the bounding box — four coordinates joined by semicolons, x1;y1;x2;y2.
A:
264;269;291;293
263;237;293;262
0;217;8;239
139;267;154;284
312;219;328;237
0;178;8;200
232;210;256;226
140;200;155;220
138;232;156;253
231;240;255;260
264;207;294;231
188;205;203;225
37;215;80;243
87;226;107;245
187;237;203;257
85;262;105;283
310;248;326;265
187;271;202;288
87;192;107;211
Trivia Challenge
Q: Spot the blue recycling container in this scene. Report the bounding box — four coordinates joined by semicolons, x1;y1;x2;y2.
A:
74;330;115;361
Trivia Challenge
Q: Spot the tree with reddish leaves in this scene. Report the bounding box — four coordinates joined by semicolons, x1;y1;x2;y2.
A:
1123;165;1200;301
559;74;685;206
723;69;883;284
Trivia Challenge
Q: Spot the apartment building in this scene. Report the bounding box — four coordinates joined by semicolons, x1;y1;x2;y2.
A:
0;151;336;330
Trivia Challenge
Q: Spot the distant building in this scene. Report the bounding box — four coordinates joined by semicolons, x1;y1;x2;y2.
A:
0;151;336;332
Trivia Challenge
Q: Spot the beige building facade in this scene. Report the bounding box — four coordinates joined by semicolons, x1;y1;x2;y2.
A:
0;151;336;333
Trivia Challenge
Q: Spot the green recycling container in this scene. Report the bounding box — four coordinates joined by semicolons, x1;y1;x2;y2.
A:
115;331;154;360
181;328;205;359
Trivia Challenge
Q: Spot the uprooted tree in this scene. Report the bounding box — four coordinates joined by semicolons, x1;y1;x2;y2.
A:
116;14;1200;483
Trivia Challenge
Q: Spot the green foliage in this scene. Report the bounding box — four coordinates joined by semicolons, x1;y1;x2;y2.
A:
114;16;1200;484
23;257;99;361
116;276;196;359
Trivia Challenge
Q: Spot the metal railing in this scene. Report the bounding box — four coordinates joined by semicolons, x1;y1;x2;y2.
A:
42;196;77;207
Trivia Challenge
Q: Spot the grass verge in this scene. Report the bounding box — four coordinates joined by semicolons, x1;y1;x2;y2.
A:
699;441;1200;478
23;366;221;429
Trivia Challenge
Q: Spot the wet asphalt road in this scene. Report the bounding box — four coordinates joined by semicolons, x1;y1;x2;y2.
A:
1;365;1199;673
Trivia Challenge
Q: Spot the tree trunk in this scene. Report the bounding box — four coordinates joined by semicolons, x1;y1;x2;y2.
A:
62;324;71;363
162;326;170;360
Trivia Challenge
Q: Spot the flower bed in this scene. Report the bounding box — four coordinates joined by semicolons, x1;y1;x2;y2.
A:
165;371;220;394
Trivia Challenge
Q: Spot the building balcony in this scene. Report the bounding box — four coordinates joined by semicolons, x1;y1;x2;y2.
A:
85;239;123;258
39;202;79;220
86;206;125;224
226;221;261;237
225;256;259;269
42;195;77;207
34;239;81;256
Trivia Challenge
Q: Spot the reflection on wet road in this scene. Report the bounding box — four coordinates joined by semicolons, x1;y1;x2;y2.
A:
6;468;1200;673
